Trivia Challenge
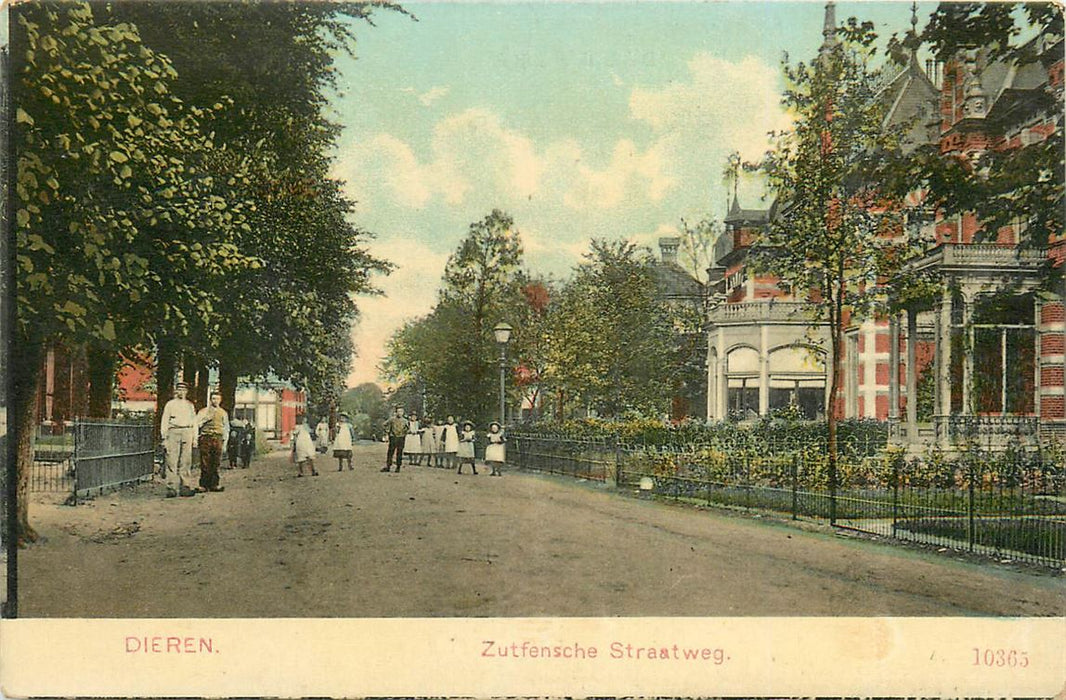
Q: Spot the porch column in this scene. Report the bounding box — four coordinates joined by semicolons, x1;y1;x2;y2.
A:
888;313;900;422
758;325;769;415
936;286;953;447
906;308;918;443
716;328;728;420
706;336;715;422
961;291;973;416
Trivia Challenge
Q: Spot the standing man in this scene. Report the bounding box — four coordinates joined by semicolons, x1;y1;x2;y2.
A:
382;406;408;472
196;391;229;493
161;382;198;498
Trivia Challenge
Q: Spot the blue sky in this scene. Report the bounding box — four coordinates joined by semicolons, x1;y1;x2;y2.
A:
330;1;935;386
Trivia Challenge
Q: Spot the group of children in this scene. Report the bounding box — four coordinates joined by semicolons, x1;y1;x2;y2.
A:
290;410;507;477
403;414;506;476
291;413;356;477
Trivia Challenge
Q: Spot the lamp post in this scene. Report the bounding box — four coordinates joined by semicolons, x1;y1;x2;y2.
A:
493;322;513;425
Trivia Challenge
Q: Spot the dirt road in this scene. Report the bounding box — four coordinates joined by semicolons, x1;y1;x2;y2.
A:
16;443;1065;617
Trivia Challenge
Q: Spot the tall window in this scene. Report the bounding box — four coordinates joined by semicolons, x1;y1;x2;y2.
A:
972;293;1036;415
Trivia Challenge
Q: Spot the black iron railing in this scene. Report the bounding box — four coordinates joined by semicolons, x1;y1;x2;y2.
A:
507;434;1066;568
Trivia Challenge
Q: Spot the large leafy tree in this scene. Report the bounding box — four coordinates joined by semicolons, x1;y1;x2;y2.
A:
103;2;395;417
545;240;677;418
11;2;256;542
747;19;918;523
384;210;524;423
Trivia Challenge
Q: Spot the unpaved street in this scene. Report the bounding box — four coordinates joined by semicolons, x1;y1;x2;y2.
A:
17;443;1065;617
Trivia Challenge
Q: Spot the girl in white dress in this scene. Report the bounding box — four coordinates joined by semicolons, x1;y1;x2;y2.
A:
292;417;318;477
442;415;459;469
405;415;422;465
433;418;446;467
484;422;505;476
420;415;436;466
457;421;477;475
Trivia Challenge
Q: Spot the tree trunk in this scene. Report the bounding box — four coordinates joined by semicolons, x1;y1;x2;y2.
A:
182;361;198;408
12;334;44;545
194;361;209;408
86;341;115;419
827;284;843;526
154;338;177;441
218;361;238;417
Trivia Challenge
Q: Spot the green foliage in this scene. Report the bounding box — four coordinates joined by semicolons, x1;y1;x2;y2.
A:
13;2;258;347
384;210;525;423
544;240;679;418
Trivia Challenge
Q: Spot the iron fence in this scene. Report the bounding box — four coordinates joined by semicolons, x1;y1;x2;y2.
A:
72;420;155;497
30;422;75;494
507;434;1066;568
509;435;617;483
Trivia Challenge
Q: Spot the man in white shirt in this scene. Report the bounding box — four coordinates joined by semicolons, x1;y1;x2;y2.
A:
161;382;198;498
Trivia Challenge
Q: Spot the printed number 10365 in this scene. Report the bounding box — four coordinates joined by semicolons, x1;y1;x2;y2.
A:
973;648;1029;668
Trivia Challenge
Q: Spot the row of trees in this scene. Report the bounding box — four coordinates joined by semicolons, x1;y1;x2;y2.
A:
383;210;706;425
12;2;400;542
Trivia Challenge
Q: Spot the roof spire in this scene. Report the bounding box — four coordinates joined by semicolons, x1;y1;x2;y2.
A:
820;1;838;53
910;1;919;34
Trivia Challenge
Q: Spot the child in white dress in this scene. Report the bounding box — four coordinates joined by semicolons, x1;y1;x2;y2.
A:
457;421;477;475
405;415;422;465
485;422;505;476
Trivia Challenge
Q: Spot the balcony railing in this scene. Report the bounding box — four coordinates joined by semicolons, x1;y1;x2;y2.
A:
708;300;820;324
915;243;1047;272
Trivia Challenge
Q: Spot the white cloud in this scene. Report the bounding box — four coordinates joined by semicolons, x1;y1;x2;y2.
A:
629;52;790;161
418;86;451;106
562;138;676;211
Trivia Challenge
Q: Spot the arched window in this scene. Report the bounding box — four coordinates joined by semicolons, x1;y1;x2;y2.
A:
768;346;826;419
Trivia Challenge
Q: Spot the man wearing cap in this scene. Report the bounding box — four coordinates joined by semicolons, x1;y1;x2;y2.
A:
196;392;229;492
161;382;198;498
382;406;408;472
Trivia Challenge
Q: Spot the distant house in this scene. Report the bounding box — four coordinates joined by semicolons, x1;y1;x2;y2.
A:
652;237;706;419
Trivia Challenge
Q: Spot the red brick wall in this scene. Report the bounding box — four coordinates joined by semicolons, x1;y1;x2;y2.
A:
1041;395;1065;419
1042;303;1065;324
1042;365;1065;387
1042;333;1064;356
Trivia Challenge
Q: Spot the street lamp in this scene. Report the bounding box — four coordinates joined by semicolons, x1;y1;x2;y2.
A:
493;322;513;425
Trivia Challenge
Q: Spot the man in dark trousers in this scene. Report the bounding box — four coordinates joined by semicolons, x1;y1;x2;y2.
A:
382;406;408;472
196;391;229;492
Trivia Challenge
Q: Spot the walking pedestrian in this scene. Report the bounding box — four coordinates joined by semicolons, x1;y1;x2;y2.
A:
382;406;408;472
457;421;477;475
315;417;331;454
485;421;505;476
292;416;318;477
227;418;244;469
405;414;422;465
160;382;198;498
442;415;459;470
333;412;355;471
239;422;255;468
196;392;230;492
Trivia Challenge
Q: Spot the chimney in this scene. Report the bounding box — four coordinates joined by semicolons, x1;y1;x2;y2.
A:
658;237;680;265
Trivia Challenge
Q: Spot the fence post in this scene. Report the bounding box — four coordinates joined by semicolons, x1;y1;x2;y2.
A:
891;452;899;537
791;452;799;520
968;459;976;553
612;436;621;488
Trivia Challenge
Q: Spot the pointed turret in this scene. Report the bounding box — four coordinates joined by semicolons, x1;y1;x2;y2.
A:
820;1;838;54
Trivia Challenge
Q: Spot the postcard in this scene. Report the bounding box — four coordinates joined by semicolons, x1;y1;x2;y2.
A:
2;0;1064;696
